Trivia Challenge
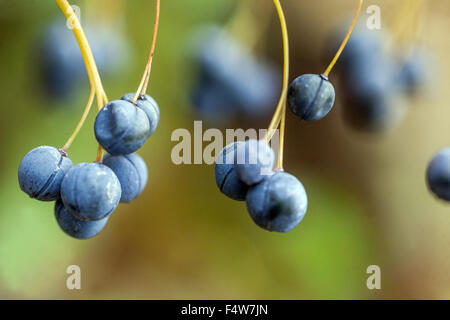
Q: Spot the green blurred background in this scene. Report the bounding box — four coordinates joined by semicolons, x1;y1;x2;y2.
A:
0;0;449;299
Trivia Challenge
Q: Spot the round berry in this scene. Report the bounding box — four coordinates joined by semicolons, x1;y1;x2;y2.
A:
102;153;148;203
18;146;73;201
427;148;450;202
55;200;109;239
94;100;150;155
234;139;274;185
246;171;308;233
214;142;248;201
61;162;121;221
287;74;336;122
121;93;160;137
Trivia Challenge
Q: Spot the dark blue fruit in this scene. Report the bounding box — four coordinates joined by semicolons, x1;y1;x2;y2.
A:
18;146;73;201
287;74;336;122
121;93;160;137
246;171;308;233
426;148;450;202
61;162;121;221
234;140;274;185
333;27;406;132
55;200;109;239
102;153;148;203
214;142;249;201
94;100;150;155
190;26;279;120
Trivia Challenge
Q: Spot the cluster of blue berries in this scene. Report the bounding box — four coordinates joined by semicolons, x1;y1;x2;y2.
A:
427;148;450;202
333;29;431;131
215;140;308;233
18;93;159;239
190;27;279;122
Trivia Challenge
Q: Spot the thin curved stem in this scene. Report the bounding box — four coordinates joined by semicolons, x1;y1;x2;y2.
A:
265;0;289;147
277;96;286;169
62;87;95;152
133;0;161;101
55;0;109;161
323;0;363;77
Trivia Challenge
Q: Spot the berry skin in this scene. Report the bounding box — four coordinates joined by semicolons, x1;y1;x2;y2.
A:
61;162;121;221
246;171;308;233
426;148;450;202
287;74;336;122
94;100;150;155
121;93;160;137
234;140;275;185
18;146;73;201
102;153;148;203
55;200;109;240
214;142;249;201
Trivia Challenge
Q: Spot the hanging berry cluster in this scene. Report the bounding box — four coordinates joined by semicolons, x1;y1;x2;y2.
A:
18;0;161;239
214;0;364;233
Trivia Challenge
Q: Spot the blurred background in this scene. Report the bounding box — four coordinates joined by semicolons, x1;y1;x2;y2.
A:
0;0;449;299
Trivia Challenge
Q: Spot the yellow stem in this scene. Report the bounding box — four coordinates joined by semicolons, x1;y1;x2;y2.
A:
55;0;108;161
96;144;104;163
323;0;363;77
133;0;161;101
62;87;95;151
265;0;289;145
277;96;286;169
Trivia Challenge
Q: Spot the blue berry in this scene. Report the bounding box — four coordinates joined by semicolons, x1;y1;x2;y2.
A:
121;93;160;137
61;162;121;221
102;153;148;203
341;50;407;131
18;146;73;201
94;100;150;155
287;74;336;122
214;142;248;201
234;140;274;185
426;148;450;202
55;200;109;239
246;171;308;233
191;27;279;120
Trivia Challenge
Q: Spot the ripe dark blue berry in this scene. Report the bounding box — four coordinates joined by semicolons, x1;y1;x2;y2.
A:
234;140;274;185
61;162;121;221
18;146;73;201
246;171;308;233
94;100;150;155
214;142;249;201
426;148;450;202
55;200;109;240
287;74;336;122
121;93;160;137
102;153;148;203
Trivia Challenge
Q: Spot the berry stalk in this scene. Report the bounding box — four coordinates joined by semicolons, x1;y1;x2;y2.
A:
323;0;363;77
264;0;289;169
133;0;161;102
55;0;109;161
